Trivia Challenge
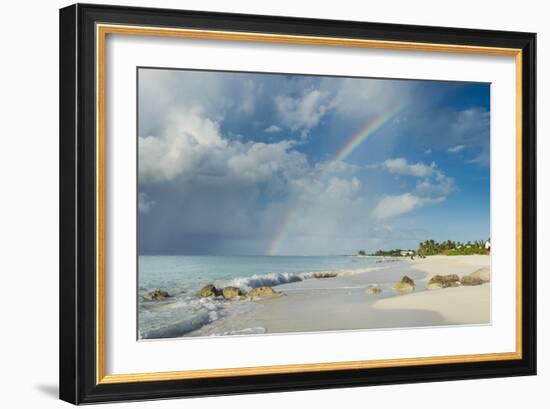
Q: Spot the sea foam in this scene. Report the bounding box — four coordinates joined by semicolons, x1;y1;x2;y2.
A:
223;267;380;291
139;297;226;339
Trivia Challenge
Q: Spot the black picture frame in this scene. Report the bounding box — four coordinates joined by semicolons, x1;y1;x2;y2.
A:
59;3;536;404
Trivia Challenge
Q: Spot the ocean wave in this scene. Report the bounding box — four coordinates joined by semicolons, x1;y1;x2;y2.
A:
139;297;225;339
140;313;210;339
223;267;380;291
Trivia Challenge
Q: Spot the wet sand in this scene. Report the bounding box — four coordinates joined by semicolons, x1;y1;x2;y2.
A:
188;255;490;336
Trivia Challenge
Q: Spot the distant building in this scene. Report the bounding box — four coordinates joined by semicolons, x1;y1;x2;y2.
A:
400;250;414;256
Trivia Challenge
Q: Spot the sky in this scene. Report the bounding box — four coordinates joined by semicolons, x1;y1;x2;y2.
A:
137;68;490;256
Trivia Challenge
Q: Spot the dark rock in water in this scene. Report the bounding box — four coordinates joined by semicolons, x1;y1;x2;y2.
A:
143;288;170;301
247;286;277;298
366;286;382;295
393;275;415;292
400;275;415;286
199;284;220;298
427;274;460;290
222;286;243;300
313;272;338;279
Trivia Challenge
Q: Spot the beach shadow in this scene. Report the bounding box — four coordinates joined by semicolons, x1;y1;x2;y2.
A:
365;308;449;329
34;384;58;399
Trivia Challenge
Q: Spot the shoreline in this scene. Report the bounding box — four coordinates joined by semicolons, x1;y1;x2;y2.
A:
184;254;490;337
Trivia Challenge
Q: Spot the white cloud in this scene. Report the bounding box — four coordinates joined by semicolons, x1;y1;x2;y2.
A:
327;77;415;121
138;69;237;136
237;79;259;114
425;149;432;155
139;108;309;187
139;107;227;183
451;108;489;143
448;145;465;153
371;224;431;241
138;103;380;254
325;176;361;198
415;176;454;197
382;158;436;178
138;192;156;213
467;151;490;166
226;140;306;184
373;193;445;220
275;88;333;133
263;125;282;133
374;157;454;220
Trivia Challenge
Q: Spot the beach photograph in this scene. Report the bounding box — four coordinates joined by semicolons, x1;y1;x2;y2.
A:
137;68;491;339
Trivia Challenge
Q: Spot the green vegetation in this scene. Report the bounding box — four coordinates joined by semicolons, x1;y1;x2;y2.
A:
366;239;489;257
357;250;367;256
370;249;413;257
418;239;489;256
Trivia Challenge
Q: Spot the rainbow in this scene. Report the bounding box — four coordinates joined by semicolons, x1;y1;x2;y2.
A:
266;208;296;256
333;103;407;162
266;103;407;256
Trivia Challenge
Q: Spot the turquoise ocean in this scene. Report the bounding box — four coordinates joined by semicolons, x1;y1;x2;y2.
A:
138;255;398;339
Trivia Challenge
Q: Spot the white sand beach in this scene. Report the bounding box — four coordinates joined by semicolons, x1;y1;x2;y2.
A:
373;255;490;325
372;284;489;325
407;254;490;278
187;255;490;337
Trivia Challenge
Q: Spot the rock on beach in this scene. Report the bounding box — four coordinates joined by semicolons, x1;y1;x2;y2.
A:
393;276;415;293
143;288;170;301
366;286;382;295
426;274;461;290
222;286;243;300
199;284;220;298
247;286;277;298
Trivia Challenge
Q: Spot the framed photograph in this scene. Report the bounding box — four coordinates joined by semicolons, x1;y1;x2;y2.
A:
59;3;536;404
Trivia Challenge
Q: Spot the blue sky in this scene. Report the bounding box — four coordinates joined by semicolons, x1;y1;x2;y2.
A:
138;68;490;255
